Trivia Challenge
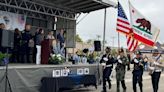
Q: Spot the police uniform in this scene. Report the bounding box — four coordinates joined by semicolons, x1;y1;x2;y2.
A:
100;52;115;92
0;27;3;52
148;50;163;92
20;30;32;63
116;54;128;92
13;31;21;63
131;51;144;92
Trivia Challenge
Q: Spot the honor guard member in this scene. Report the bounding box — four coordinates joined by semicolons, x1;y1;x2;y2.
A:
148;49;163;92
131;51;144;92
116;48;128;92
100;47;115;92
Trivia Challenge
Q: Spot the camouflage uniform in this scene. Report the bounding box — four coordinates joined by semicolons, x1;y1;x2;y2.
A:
116;55;128;92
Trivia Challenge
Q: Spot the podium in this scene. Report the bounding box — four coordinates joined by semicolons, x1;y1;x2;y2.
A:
41;39;53;64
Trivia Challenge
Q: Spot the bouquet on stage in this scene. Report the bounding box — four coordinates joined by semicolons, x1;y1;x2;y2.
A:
49;54;65;64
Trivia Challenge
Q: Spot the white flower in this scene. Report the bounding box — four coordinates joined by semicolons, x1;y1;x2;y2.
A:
57;54;61;57
58;57;62;61
52;54;56;57
50;54;56;57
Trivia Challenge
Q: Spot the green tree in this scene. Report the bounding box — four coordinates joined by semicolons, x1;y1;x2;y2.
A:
75;34;83;42
87;39;93;44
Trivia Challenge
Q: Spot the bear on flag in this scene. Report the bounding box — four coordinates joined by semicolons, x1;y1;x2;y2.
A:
129;2;160;47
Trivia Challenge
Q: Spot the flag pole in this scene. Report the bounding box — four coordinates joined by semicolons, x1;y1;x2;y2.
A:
117;0;120;50
102;8;107;54
128;0;136;52
128;0;132;25
118;32;120;49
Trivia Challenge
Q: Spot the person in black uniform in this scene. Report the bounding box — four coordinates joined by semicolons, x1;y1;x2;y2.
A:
20;24;32;63
0;23;7;53
13;28;21;63
131;51;144;92
100;47;115;92
0;23;3;52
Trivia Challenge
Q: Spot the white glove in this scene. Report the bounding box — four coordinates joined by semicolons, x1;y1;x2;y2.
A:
134;59;139;63
103;57;108;61
101;63;106;66
118;59;122;64
117;55;120;60
154;62;160;66
133;55;136;59
149;67;155;71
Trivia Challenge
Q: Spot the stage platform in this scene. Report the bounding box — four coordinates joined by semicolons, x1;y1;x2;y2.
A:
0;63;102;92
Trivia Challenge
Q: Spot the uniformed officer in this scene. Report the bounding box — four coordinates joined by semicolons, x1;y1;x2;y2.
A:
13;28;21;63
116;48;128;92
148;49;163;92
20;24;32;63
0;23;6;53
100;47;115;92
131;51;144;92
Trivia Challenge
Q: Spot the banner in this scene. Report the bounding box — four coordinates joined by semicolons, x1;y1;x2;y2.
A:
129;3;160;46
0;11;26;31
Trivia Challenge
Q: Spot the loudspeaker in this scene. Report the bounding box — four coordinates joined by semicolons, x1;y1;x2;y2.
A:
94;41;101;51
1;30;14;48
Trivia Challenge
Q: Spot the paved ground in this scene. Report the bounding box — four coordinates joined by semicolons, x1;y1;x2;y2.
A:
63;71;164;92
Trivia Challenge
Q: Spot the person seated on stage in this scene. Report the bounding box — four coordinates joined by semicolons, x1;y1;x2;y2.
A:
88;51;96;64
81;48;89;64
72;51;80;64
46;31;55;39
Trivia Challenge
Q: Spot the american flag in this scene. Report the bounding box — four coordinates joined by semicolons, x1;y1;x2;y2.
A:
127;34;139;52
117;2;138;51
117;2;131;34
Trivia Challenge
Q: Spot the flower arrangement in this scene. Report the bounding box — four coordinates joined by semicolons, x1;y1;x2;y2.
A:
49;54;65;64
0;52;10;66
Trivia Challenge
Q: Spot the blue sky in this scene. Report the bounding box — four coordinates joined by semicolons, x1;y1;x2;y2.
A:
76;0;164;47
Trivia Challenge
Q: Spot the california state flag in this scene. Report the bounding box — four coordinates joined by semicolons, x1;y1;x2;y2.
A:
129;2;160;46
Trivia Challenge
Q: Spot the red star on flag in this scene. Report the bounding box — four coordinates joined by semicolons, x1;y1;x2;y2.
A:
132;9;135;13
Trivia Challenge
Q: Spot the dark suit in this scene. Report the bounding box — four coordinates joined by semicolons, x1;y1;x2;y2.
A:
13;32;21;62
0;28;7;53
0;28;2;52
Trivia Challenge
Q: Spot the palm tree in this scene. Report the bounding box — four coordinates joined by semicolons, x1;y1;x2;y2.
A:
96;35;101;40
